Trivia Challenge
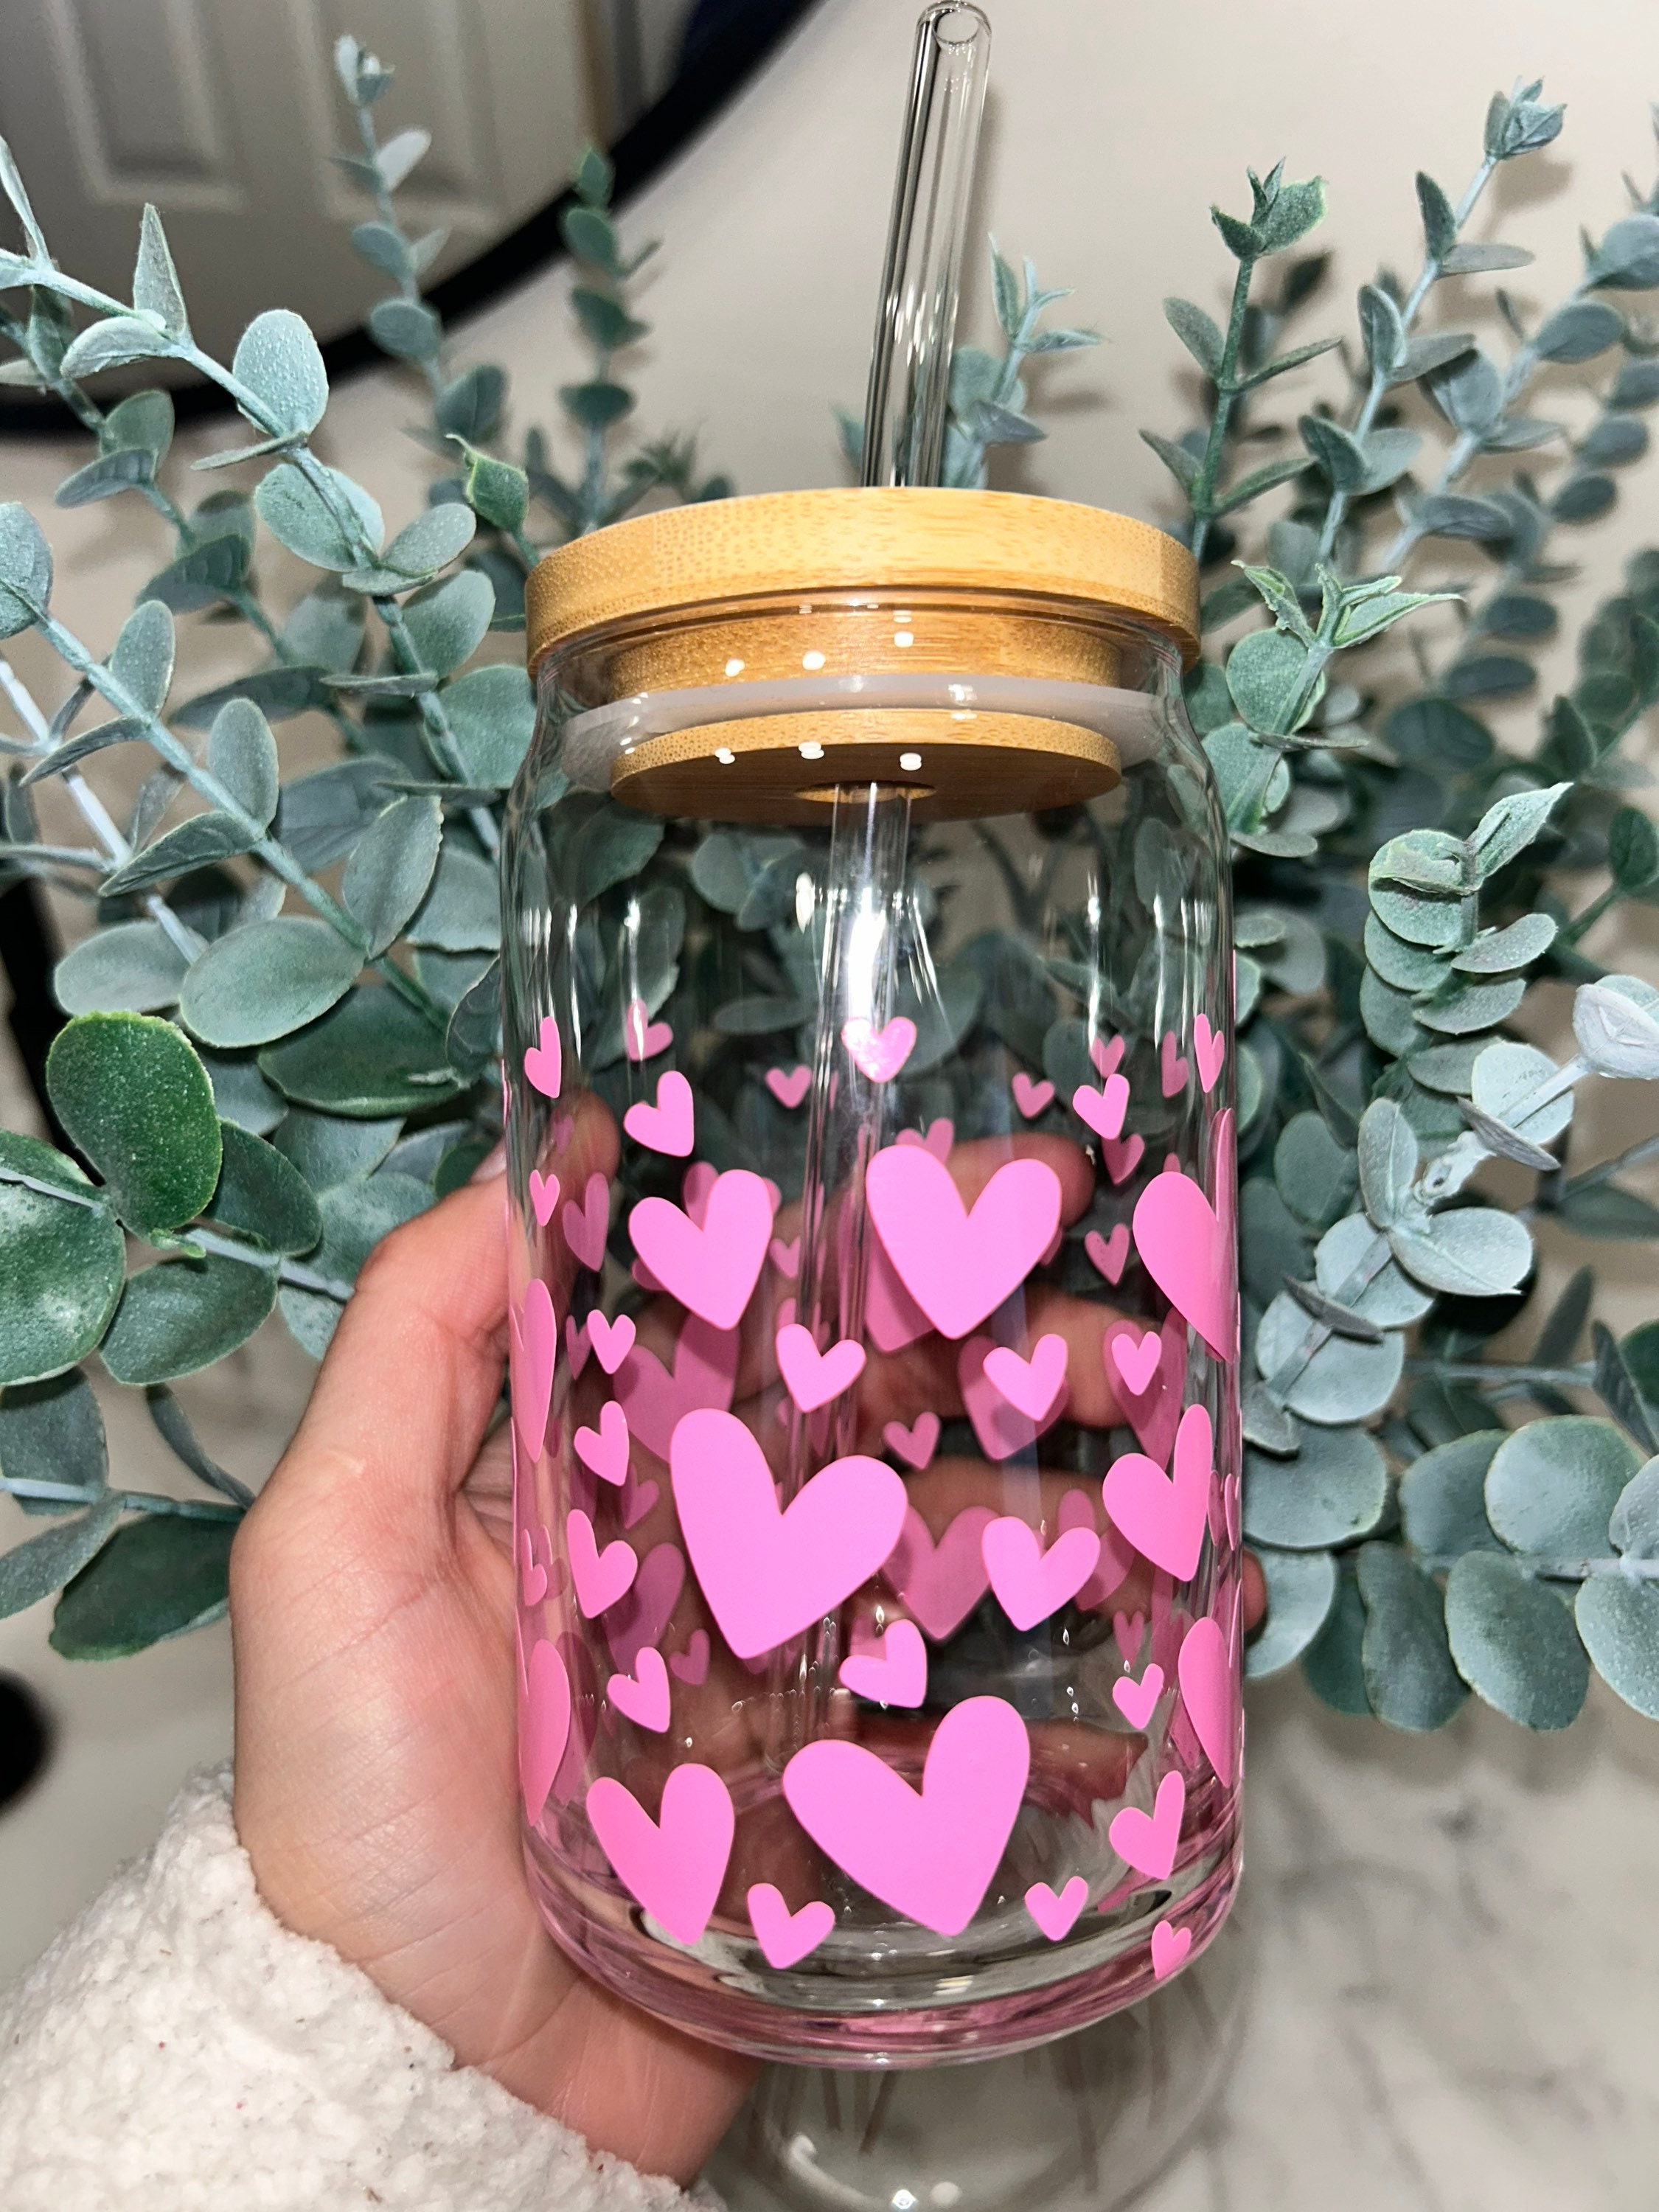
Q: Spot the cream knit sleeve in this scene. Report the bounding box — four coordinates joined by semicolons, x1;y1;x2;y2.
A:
0;1764;714;2212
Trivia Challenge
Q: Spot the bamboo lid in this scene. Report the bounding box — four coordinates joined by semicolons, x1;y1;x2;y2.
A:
526;487;1200;669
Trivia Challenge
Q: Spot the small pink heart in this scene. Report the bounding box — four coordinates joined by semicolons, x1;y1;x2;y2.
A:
895;1117;953;1160
623;1069;695;1156
629;1169;773;1330
770;1236;800;1279
518;1526;549;1607
622;998;672;1062
681;1161;717;1225
519;1638;571;1825
1102;1133;1146;1186
1102;1403;1214;1583
563;1173;610;1270
588;1312;636;1376
1025;1875;1088;1941
619;1472;658;1528
1085;1225;1131;1283
510;1280;555;1463
983;1333;1068;1422
529;1169;560;1228
1151;1917;1193;1979
765;1064;812;1109
838;1616;927;1707
1072;1074;1130;1141
565;1315;591;1378
567;1510;637;1617
1091;1034;1125;1080
883;1505;996;1641
958;1335;1039;1462
1193;1014;1225;1094
1112;1662;1165;1730
747;1882;835;1968
574;1399;630;1486
776;1322;867;1411
982;1518;1102;1631
523;1016;562;1099
587;1764;734;1947
1113;1610;1146;1664
1057;1489;1133;1607
668;1629;710;1685
1178;1614;1238;1787
1102;1314;1187;1467
552;1113;575;1150
1012;1071;1055;1119
883;1411;940;1470
607;1645;671;1731
1109;1768;1186;1881
843;1014;917;1082
1159;1032;1190;1098
1110;1326;1164;1397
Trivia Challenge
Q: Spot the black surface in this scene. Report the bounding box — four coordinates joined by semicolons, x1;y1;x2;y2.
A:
0;1674;52;1816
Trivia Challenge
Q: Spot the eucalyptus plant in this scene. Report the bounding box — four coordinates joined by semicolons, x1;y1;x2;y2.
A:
0;48;1655;1736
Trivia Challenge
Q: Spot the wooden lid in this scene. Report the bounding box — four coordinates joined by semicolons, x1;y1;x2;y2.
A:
526;487;1200;670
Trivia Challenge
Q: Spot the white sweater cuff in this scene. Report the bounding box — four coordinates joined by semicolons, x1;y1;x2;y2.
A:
0;1763;712;2212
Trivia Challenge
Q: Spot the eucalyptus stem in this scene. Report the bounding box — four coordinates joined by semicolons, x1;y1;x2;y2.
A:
113;1489;243;1525
348;99;444;403
1560;1128;1659;1197
1187;257;1257;567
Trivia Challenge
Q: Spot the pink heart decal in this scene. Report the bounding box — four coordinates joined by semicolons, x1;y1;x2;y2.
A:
1152;1918;1193;1979
603;1541;686;1675
574;1399;630;1486
518;1527;549;1607
1102;1132;1145;1186
681;1161;716;1225
1102;1403;1214;1583
1159;1032;1190;1098
983;1333;1068;1422
782;1696;1030;1936
1112;1663;1165;1730
1085;1225;1130;1283
866;1235;931;1353
587;1764;734;1946
1103;1314;1187;1466
843;1014;916;1082
1108;1768;1186;1881
671;1408;907;1659
565;1315;591;1377
623;1070;695;1157
588;1312;636;1376
1057;1489;1133;1607
668;1628;710;1685
769;1236;800;1279
614;1313;738;1459
981;1517;1102;1632
519;1638;571;1825
529;1169;560;1228
776;1322;867;1412
567;1510;638;1617
895;1117;953;1160
866;1146;1062;1342
838;1617;927;1707
1132;1164;1239;1363
629;1168;773;1330
1072;1074;1130;1141
747;1883;835;1968
1012;1072;1055;1119
883;1411;939;1471
1177;1614;1238;1787
1025;1876;1088;1941
510;1280;555;1463
1113;1610;1146;1664
622;998;672;1062
607;1646;671;1732
765;1064;813;1110
1110;1326;1164;1398
552;1112;575;1150
563;1174;610;1270
958;1336;1039;1462
1193;1015;1225;1094
1091;1034;1125;1080
883;1506;995;1641
619;1471;658;1528
523;1016;562;1099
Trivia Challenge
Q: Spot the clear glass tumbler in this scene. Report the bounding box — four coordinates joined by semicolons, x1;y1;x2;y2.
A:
501;487;1241;2065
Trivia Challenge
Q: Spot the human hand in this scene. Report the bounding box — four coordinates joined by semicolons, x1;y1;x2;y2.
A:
229;1161;754;2187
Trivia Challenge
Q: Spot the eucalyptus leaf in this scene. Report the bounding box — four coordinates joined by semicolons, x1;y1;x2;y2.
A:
232;308;328;435
1444;1551;1589;1728
55;922;189;1015
1399;1430;1503;1559
204;1121;322;1256
0;1368;107;1506
0;1495;122;1621
0;1133;125;1385
100;1249;276;1383
51;1515;238;1659
45;1012;220;1235
1244;1421;1388;1548
342;795;442;956
1246;1545;1338;1677
259;988;460;1116
180;918;363;1051
440;664;536;787
1357;1543;1467;1730
255;461;383;572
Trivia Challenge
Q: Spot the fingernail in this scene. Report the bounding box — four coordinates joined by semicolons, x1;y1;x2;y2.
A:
470;1139;507;1183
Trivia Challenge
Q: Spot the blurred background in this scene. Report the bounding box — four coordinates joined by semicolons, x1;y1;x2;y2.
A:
2;2;1658;2199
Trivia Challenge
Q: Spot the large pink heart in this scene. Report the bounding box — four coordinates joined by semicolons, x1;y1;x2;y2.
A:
518;1638;571;1826
629;1168;773;1329
882;1506;995;1640
866;1146;1062;1341
1177;1613;1239;1787
782;1696;1030;1936
1131;1135;1238;1362
671;1408;907;1659
623;1070;695;1158
1102;1403;1214;1583
613;1314;738;1459
509;1279;555;1464
587;1763;734;1946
